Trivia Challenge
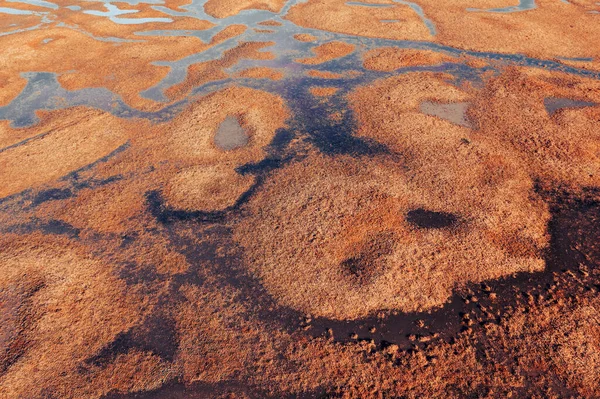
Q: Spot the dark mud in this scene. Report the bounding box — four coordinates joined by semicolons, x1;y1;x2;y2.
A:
406;208;459;229
101;379;327;399
86;314;179;368
7;218;81;238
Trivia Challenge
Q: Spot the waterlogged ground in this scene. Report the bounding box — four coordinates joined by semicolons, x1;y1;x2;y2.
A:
1;0;600;398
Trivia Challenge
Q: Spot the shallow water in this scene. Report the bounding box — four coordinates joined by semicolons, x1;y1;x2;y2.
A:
544;97;597;116
7;0;58;9
394;0;436;35
1;3;600;397
346;1;393;7
0;0;598;124
419;101;472;128
84;3;173;24
0;7;42;15
467;0;537;13
214;116;249;150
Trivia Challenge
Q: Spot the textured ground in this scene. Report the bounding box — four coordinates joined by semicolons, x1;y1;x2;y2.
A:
0;0;599;398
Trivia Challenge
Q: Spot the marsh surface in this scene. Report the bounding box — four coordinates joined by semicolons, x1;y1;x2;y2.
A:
0;0;599;398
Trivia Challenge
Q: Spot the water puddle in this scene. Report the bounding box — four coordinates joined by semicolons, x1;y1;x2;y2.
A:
0;7;43;15
7;0;58;9
84;3;172;24
0;72;132;127
544;97;597;116
467;0;537;13
214;116;249;150
1;0;599;129
346;1;394;8
394;0;436;35
419;101;473;128
557;56;594;62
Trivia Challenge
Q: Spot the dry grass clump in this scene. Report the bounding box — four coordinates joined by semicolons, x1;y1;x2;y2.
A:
285;0;432;41
159;86;287;211
39;177;159;235
351;68;600;193
0;235;156;398
294;33;317;42
296;41;356;65
307;70;344;79
237;67;284;80
258;20;282;27
175;283;282;384
0;108;130;198
203;0;285;18
165;40;274;101
363;48;456;72
233;149;549;319
351;71;469;114
309;87;339;97
164;165;256;212
164;86;287;164
0;71;28;108
232;72;556;319
469;68;600;191
0;119;38;149
414;0;600;60
480;294;600;398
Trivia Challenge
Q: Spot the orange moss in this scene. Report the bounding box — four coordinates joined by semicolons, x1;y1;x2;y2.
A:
286;0;433;41
237;66;284;80
296;41;356;65
159;86;287;211
363;47;456;71
203;0;285;18
293;33;317;42
166;41;275;101
0;236;147;398
233;149;549;319
309;86;339;97
258;20;282;26
307;70;344;79
469;67;600;190
164;86;287;164
0;108;130;198
164;165;256;212
415;0;600;59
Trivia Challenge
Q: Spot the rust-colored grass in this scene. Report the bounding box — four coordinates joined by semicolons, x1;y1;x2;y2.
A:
296;41;356;65
203;0;286;18
0;108;130;198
